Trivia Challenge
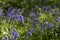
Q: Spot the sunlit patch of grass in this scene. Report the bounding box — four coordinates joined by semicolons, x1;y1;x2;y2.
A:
39;13;48;22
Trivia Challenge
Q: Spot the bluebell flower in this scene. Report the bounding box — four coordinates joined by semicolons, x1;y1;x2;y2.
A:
41;20;47;31
7;13;12;18
46;6;51;12
42;6;47;12
12;30;19;38
30;13;36;17
12;29;19;40
18;11;22;15
41;23;46;30
28;28;34;36
14;17;18;22
56;17;60;22
48;23;54;28
33;23;38;28
7;8;15;19
17;15;22;21
29;32;32;36
42;6;51;12
10;8;15;13
16;15;24;24
7;13;15;19
35;18;39;22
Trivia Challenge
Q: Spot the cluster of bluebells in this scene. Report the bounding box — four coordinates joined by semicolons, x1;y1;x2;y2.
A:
1;7;24;24
40;19;48;31
2;28;19;40
42;6;51;12
42;5;59;13
12;29;19;40
56;17;60;22
28;28;36;36
30;12;39;28
1;1;60;40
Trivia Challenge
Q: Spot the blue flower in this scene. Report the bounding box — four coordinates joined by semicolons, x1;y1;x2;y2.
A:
12;30;19;38
46;6;51;12
41;20;47;31
30;13;36;17
28;28;34;36
10;8;15;13
35;18;39;22
10;28;19;40
7;8;15;19
16;15;24;24
29;32;32;36
57;17;60;22
41;23;46;30
42;6;47;12
48;23;54;28
33;23;38;28
42;6;51;12
12;29;19;40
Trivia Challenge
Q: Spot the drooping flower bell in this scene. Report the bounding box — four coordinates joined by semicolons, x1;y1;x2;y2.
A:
48;23;54;28
41;20;48;31
42;6;51;12
28;28;34;36
30;12;36;17
56;17;60;22
7;8;15;19
12;29;19;40
14;15;24;24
